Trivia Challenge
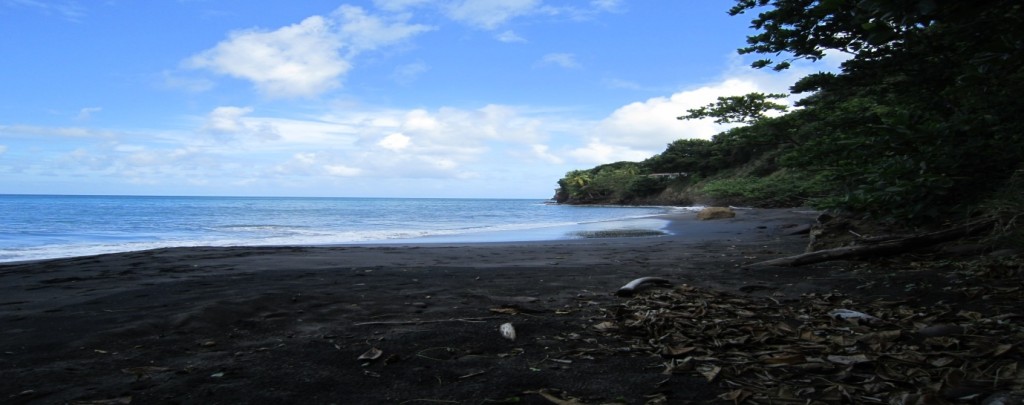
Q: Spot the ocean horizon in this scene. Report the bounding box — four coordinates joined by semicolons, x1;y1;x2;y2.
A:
0;194;682;263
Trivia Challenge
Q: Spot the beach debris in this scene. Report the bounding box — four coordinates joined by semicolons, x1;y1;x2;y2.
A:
592;321;618;332
696;206;736;220
457;370;487;379
615;276;671;297
598;282;1024;403
499;322;517;341
358;347;383;361
827;308;881;324
489;306;520;315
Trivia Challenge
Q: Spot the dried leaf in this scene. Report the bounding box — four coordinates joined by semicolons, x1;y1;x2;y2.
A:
826;354;871;365
762;353;807;365
593;321;618;331
697;364;721;382
858;329;901;343
717;389;751;403
993;344;1014;357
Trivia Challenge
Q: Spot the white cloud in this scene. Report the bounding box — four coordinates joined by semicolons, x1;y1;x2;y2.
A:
203;106;253;133
590;0;622;11
187;6;431;98
76;107;102;121
372;0;433;12
496;30;526;43
201;106;280;141
568;139;651;164
444;0;543;29
530;144;563;164
325;164;363;177
187;15;349;98
333;5;433;56
537;53;580;69
0;145;7;155
567;61;819;164
595;78;757;150
0;124;117;138
378;132;411;150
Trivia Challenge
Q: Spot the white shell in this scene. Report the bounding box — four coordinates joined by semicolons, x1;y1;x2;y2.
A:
829;309;880;323
499;322;516;341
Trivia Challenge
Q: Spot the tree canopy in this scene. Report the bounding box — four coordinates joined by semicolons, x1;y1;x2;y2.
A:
557;1;1023;224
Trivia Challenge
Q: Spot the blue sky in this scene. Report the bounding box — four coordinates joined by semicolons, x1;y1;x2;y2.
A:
0;0;837;198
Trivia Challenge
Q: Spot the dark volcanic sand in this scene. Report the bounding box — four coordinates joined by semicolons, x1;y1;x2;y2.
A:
0;209;951;404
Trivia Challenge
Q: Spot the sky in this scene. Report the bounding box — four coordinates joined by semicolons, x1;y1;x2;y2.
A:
0;0;839;199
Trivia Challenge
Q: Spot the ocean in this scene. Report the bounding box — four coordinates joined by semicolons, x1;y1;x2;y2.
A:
0;195;677;263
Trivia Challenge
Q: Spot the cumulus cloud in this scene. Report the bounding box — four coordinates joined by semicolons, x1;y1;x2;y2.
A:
530;144;563;164
568;138;653;165
536;53;580;69
304;103;550;179
596;78;758;149
377;132;412;150
187;6;431;98
187;15;348;98
567;64;812;165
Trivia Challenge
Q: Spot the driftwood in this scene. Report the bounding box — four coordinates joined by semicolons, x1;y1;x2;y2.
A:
616;276;672;297
750;219;995;268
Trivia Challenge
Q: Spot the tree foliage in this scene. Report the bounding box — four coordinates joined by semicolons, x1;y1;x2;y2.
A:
734;0;1024;222
557;1;1024;223
678;92;789;124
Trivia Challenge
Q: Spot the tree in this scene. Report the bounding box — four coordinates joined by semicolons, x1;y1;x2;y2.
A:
678;92;789;124
730;0;1024;222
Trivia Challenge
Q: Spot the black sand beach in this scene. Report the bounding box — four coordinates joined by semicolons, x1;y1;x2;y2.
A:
2;208;1018;404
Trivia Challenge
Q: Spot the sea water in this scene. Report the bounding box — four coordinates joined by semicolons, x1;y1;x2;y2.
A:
0;195;673;263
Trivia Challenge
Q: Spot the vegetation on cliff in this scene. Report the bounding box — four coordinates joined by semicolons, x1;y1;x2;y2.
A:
555;0;1024;228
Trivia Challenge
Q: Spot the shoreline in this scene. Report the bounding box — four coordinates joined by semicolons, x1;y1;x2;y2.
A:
0;204;689;265
1;208;833;404
0;206;811;265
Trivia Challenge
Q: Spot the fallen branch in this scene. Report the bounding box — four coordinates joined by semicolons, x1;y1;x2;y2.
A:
749;219;996;267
